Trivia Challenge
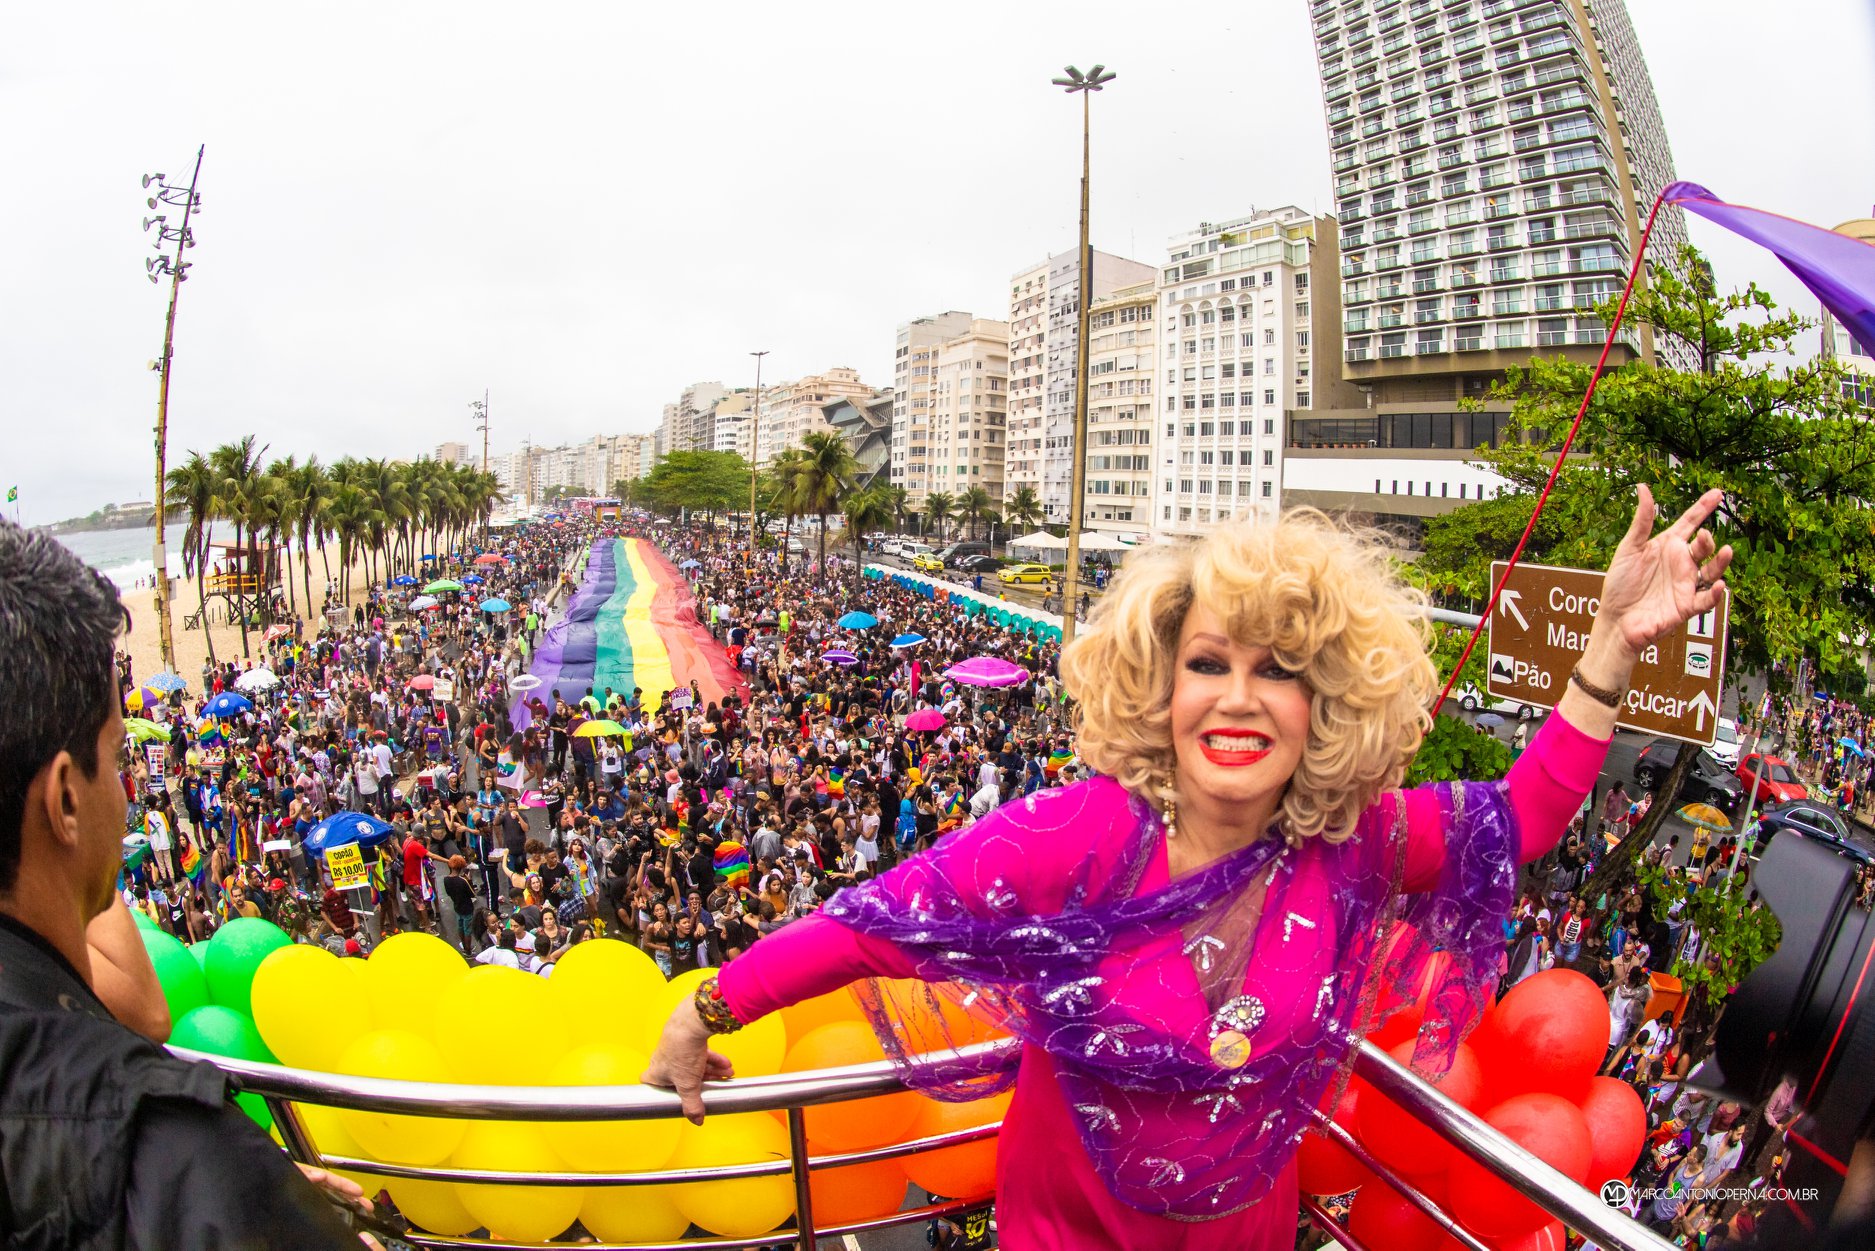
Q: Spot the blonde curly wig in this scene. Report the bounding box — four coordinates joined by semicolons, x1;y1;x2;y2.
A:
1058;509;1436;842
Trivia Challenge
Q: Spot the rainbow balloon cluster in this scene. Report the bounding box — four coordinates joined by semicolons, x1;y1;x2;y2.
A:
143;924;1007;1243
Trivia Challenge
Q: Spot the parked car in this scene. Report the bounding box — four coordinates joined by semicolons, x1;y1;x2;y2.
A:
1633;740;1745;812
939;541;991;568
1738;752;1808;805
879;538;906;558
1750;801;1874;865
998;563;1054;585
1708;717;1743;769
911;552;944;574
785;537;805;556
955;554;1001;574
899;542;935;565
1452;682;1537;721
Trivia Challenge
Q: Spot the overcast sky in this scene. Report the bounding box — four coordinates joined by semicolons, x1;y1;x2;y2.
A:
6;0;1871;523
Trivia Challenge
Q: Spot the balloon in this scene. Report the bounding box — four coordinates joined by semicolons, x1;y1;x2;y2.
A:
1348;1178;1450;1251
712;1004;789;1079
190;942;211;971
582;1184;688;1243
130;906;159;930
1447;1094;1592;1238
333;1030;465;1166
875;978;1005;1051
901;1092;1008;1199
1369;950;1456;1050
137;926;209;1020
363;932;467;1029
782;1022;918;1151
203;917;292;1015
290;1102;378;1193
251;945;375;1070
1578;1077;1646;1191
670;1113;795;1238
386;1178;479;1237
452;1120;582;1242
1357;1040;1484;1177
1472;970;1607;1103
662;966;716;1015
547;1042;680;1169
1494;1220;1567;1251
432;965;556;1063
170;1004;278;1131
806;1140;908;1226
547;939;664;1052
780;986;867;1050
1297;1082;1373;1196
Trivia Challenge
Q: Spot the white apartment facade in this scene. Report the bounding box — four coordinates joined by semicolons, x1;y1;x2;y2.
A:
892;311;976;504
434;441;472;466
926;320;1010;505
1082;283;1157;537
755;368;873;465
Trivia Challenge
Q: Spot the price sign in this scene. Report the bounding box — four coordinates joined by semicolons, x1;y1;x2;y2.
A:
326;843;368;890
431;677;455;703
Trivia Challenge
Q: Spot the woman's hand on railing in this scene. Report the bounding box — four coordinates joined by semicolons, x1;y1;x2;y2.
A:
642;1001;735;1125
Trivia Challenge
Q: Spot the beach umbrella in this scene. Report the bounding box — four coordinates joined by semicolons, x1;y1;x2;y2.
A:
574;719;628;738
479;598;512;614
203;692;253;719
303;812;394;856
509;674;543;692
421;554;436;562
407;675;436;691
944;656;1030;688
406;595;438;611
145;671;188;694
822;649;859;666
1475;713;1505;728
905;708;947;732
679;559;702;570
461;573;485;585
392;574;420;587
123;685;162;714
837;611;878;630
124;718;171;744
1676;802;1733;832
423;579;464;594
473;553;506;565
891;632;927;649
234;668;279;693
1838;737;1865;757
263;624;294;642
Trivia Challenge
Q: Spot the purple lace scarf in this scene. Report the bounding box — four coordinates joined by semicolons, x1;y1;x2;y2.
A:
820;777;1517;1219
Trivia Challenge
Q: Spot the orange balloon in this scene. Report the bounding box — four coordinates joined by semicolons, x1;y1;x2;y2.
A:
805;1139;908;1227
900;1092;1008;1200
876;978;1004;1052
782;1022;919;1151
780;986;867;1050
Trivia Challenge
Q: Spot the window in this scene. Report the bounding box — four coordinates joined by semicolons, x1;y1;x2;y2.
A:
1263;449;1274;466
1264;388;1276;405
1264;419;1275;435
1264;359;1276;375
1261;481;1273;498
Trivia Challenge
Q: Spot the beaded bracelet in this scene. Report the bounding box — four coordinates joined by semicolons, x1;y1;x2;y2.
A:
692;976;744;1034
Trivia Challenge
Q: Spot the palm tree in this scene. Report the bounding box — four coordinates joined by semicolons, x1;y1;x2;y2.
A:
924;491;954;543
958;486;992;542
323;484;370;602
210;436;268;656
887;485;910;535
1004;485;1043;535
164;451;219;663
767;449;808;569
841;484;897;597
286;455;331;615
794;432;859;570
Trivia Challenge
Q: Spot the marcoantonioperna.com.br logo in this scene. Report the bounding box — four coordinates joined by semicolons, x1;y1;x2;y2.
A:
1599;1179;1820;1207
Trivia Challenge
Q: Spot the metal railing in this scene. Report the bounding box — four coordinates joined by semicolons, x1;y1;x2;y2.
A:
182;1035;1672;1251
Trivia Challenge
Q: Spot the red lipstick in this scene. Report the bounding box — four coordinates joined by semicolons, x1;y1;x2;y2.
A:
1198;728;1271;767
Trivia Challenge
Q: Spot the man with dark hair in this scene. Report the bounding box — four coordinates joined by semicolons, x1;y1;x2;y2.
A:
0;520;368;1248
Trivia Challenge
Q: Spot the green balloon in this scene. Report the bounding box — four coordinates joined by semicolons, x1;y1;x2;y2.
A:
170;1005;279;1132
130;907;158;930
138;925;209;1020
203;918;292;1016
190;942;211;971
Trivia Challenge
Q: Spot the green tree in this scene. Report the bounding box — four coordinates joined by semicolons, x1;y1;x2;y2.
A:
924;491;954;543
794;432;859;570
841;484;898;597
886;485;910;535
642;451;752;525
1403;715;1515;787
1004;485;1043;534
958;486;993;542
164;450;219;662
209;436;268;656
1633;858;1782;1046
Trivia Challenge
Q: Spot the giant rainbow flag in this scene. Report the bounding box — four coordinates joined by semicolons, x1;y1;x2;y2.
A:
511;538;746;727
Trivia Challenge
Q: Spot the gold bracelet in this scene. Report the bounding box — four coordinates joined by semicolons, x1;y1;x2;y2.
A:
1569;665;1624;709
692;976;744;1034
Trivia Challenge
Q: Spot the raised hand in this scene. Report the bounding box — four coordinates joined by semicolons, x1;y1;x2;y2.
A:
1596;485;1733;659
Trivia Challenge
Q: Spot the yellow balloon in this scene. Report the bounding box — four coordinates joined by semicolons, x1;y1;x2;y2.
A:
386;1178;479;1237
363;932;467;1029
711;1006;787;1079
582;1183;688;1242
547;1042;680;1169
548;939;665;1052
453;1120;583;1242
251;946;374;1070
432;964;559;1064
333;1030;465;1166
662;966;716;1016
670;1113;795;1239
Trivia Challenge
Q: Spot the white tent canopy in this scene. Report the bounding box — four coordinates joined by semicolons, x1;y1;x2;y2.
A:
1010;530;1066;550
1074;531;1127;551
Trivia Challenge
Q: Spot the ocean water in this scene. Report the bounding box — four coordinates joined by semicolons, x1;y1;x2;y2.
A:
55;524;234;591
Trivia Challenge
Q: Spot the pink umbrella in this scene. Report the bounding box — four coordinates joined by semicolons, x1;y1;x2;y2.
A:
944;656;1031;687
905;708;947;732
406;675;436;691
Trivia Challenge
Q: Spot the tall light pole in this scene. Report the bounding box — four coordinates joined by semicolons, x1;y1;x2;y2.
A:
747;349;769;572
1051;65;1114;647
142;145;205;678
471;390;490;473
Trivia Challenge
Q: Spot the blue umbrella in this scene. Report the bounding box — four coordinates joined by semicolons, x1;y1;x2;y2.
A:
421;554;436;561
304;812;394;856
392;574;419;587
202;691;253;718
461;573;485;585
480;598;512;613
891;632;927;648
145;670;188;693
837;611;879;630
1475;712;1505;728
1839;737;1865;757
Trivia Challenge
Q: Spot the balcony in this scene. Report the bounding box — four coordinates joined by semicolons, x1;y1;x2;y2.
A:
1537;330;1569;347
1377;281;1406;298
1559;183;1616;207
1480;173;1514;191
1456;333;1485;350
1534;295;1567;311
1492;300;1525;316
1450;240;1482;256
1451;270;1483;288
1378;314;1405;328
1496;331;1529;348
1410;249;1441;265
1412;276;1443;293
1399;132;1429;153
1563;218;1621;240
1409;217;1440;235
1527;226;1557;243
1489;264;1522;283
1485;201;1518;221
1416;339;1445;354
1521;162;1549;181
1406;187;1434;205
1530;260;1564;276
1415;308;1445;324
1380;343;1407;358
1377;256;1406;271
1487;233;1519;251
1344;316;1372;333
1334;153;1358;171
1328;105;1354;124
1338;207;1366;225
1363;118;1387;136
1570;255;1620;273
1345;346;1372;361
1342;260;1367;277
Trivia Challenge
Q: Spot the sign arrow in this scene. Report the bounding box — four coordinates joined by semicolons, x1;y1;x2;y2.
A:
1498;588;1529;632
1687;689;1716;732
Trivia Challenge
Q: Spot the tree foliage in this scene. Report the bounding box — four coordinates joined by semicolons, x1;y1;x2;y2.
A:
636;451;751;521
1634;858;1782;1039
1404;714;1515;787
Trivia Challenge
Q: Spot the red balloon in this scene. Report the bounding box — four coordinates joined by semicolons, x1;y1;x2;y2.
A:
1472;970;1606;1103
1297;1083;1373;1196
1355;1040;1484;1178
1370;950;1454;1050
1348;1178;1452;1251
1447;1094;1592;1239
1578;1077;1647;1191
1492;1219;1566;1251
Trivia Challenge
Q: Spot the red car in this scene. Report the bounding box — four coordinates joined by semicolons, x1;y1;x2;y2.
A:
1737;753;1807;805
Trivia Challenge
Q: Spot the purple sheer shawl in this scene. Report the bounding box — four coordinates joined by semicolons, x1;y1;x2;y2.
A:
820;776;1517;1219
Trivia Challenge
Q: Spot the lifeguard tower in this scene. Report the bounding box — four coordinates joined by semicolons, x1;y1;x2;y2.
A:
183;541;283;631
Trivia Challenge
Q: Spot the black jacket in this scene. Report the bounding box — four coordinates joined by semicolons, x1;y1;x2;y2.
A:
0;914;358;1250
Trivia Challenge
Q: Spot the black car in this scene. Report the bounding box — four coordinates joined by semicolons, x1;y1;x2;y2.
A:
1750;801;1875;865
954;554;1001;574
1633;740;1745;812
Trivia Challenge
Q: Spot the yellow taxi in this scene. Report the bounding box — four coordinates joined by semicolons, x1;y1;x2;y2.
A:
997;563;1054;585
911;552;945;574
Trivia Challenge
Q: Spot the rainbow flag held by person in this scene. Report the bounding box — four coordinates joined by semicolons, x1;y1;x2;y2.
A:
178;838;204;887
713;841;751;890
828;766;846;798
1046;748;1075;778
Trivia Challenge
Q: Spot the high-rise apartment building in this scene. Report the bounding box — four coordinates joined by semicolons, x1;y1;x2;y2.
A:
755;368;874;465
435;441;472;466
665;382;729;455
1082;282;1157;537
927;320;1010;504
1297;0;1690;528
892;311;976;504
710;393;754;459
1006;250;1156;522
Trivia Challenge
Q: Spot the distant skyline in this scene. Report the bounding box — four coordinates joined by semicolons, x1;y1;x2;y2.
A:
6;0;1871;523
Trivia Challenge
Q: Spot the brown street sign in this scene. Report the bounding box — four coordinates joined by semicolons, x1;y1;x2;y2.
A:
1485;560;1730;746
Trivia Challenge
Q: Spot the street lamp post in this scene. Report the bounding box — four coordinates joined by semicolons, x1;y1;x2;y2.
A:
1051;65;1114;648
471;390;490;474
748;349;769;573
143;145;205;678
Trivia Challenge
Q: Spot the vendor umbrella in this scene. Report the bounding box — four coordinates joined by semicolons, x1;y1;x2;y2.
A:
836;611;878;630
407;675;436;691
509;674;543;691
890;632;926;648
423;579;464;594
304;812;394;855
1838;737;1866;757
124;717;171;744
392;575;420;587
944;656;1030;687
1474;713;1505;728
123;685;162;714
145;671;188;694
479;598;512;613
1676;802;1733;832
461;573;485;585
263;624;294;642
406;595;438;611
822;649;859;666
574;719;628;737
905;708;947;732
234;668;279;693
203;692;253;719
473;553;506;565
679;559;702;570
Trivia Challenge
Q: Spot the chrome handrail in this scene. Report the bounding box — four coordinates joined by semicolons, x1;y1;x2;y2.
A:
179;1037;1672;1251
